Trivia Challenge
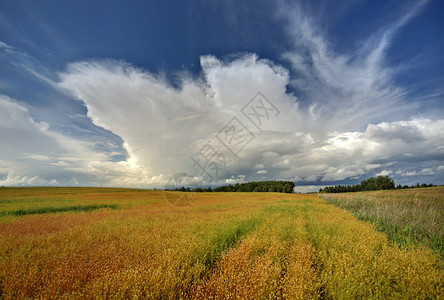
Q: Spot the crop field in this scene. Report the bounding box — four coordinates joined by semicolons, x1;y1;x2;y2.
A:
320;187;444;257
0;187;442;299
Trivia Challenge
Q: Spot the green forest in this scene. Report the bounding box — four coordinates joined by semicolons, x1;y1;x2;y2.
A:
170;181;295;193
319;176;437;193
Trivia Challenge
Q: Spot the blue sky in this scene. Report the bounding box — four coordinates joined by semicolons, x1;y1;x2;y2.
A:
1;0;443;191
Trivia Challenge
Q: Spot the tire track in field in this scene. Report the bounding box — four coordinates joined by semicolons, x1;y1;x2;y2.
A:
79;210;263;299
304;194;443;299
190;201;323;299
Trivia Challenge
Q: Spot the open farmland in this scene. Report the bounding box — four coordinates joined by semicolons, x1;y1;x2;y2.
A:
0;187;442;299
320;187;444;257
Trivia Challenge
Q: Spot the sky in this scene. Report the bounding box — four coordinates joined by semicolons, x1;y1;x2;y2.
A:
0;0;443;192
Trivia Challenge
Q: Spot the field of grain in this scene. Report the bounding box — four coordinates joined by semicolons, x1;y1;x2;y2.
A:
320;187;444;256
0;187;442;299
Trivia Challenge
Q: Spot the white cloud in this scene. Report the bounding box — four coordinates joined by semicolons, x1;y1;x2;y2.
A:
376;170;393;177
0;42;56;86
0;171;59;186
294;185;327;193
55;52;444;187
57;55;300;181
279;1;431;132
0;95;165;187
4;48;444;189
225;175;246;185
401;168;436;177
53;1;442;189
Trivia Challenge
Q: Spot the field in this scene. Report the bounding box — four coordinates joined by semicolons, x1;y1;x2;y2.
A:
0;187;442;299
319;188;444;257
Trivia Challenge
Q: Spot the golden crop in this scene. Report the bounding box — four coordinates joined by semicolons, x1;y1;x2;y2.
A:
0;188;442;299
320;187;444;255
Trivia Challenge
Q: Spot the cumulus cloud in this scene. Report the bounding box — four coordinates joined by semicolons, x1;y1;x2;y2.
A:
0;170;59;186
294;185;328;194
0;95;166;187
56;2;442;187
57;55;301;184
56;53;444;187
376;170;393;177
225;175;246;185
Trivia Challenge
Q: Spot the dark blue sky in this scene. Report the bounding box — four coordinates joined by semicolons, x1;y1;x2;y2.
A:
3;1;439;75
2;0;443;102
1;0;443;190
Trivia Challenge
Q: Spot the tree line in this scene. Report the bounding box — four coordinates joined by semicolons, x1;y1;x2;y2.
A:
319;176;437;193
170;181;295;194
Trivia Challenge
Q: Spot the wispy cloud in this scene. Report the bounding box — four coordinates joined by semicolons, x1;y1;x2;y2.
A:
0;41;56;86
279;1;431;131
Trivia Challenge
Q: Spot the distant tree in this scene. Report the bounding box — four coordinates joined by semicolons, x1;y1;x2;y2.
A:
197;181;294;194
319;176;395;193
376;176;395;190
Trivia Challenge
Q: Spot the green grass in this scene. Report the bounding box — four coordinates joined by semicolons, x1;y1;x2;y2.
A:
0;187;163;213
319;187;444;256
1;204;118;217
